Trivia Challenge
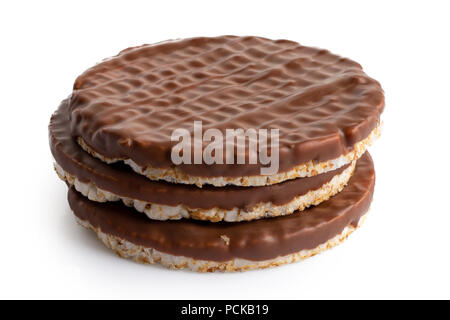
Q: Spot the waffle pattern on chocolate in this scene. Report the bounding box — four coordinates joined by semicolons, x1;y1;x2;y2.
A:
69;36;384;175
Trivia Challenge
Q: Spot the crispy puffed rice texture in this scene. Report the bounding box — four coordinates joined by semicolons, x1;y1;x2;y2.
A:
55;160;355;222
75;212;368;272
77;123;380;187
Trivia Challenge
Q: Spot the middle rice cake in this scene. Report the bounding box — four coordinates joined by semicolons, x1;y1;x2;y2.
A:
50;99;356;222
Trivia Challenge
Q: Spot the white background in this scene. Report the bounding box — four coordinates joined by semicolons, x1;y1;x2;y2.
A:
1;0;449;299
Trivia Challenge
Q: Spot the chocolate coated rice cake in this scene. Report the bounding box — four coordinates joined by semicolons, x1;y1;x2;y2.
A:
51;99;356;222
68;152;375;272
69;36;384;187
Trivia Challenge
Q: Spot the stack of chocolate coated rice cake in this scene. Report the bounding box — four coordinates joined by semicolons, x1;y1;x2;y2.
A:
49;36;384;272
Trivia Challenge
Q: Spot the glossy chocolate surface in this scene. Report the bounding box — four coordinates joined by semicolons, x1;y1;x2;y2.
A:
69;36;384;177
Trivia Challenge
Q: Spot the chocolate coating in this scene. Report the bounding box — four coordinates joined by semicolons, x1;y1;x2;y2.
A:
69;36;384;177
51;99;349;210
68;152;374;261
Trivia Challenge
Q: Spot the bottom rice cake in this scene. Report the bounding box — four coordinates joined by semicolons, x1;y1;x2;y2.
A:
67;152;375;272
